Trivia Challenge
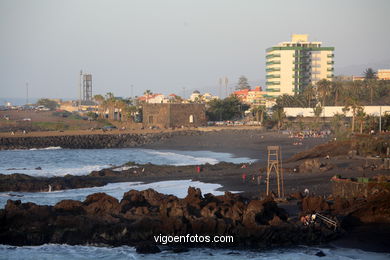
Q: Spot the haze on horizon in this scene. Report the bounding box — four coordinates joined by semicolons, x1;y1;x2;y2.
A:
1;0;389;102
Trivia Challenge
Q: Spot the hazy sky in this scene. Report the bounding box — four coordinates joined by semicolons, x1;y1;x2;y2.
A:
1;0;389;101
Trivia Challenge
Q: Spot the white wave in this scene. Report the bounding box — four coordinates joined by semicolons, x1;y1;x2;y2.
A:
28;146;62;151
0;244;389;260
0;180;236;207
145;150;219;165
112;165;139;171
0;164;111;177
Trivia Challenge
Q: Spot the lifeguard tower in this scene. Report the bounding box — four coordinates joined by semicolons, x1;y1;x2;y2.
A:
266;146;284;198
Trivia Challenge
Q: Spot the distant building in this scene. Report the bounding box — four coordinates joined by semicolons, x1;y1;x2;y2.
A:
352;76;365;81
233;86;266;105
138;93;166;103
189;90;218;103
142;103;206;128
265;34;334;97
378;69;390;80
189;90;201;102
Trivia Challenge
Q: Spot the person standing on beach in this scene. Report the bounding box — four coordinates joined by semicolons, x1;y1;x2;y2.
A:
242;173;247;184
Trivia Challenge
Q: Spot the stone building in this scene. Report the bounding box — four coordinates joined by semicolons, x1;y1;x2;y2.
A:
142;103;207;128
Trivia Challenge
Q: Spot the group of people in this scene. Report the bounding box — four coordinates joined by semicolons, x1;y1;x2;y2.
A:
241;166;264;185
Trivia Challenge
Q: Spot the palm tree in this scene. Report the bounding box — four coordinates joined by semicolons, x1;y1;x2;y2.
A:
144;90;152;103
343;97;362;133
272;107;286;130
303;84;315;107
105;93;116;120
355;107;366;134
331;113;345;136
115;99;128;121
93;94;105;117
364;68;376;80
316;79;332;106
331;81;345;106
251;105;266;125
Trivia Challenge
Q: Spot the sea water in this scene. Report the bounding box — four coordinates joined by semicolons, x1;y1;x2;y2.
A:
0;180;234;208
1;148;389;259
0;147;255;177
0;244;388;260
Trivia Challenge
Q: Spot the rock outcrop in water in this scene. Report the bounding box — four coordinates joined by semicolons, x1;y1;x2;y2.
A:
0;187;339;249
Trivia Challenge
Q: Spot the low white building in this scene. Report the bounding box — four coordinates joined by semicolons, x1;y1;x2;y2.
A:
284;106;390;117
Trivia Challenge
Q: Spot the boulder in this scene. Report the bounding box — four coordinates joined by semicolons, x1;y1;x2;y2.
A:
83;193;120;216
299;158;321;173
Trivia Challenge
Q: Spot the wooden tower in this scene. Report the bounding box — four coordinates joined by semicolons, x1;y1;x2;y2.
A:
266;146;284;198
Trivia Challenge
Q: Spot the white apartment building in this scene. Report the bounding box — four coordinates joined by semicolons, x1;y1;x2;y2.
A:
265;34;334;97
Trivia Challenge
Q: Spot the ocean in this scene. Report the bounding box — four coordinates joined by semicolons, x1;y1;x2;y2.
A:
0;147;389;259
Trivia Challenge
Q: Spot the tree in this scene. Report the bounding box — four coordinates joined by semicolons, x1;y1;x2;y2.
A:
272;107;286;130
36;98;59;110
251;105;266;124
355;107;366;134
206;96;248;121
331;81;345;106
364;68;376;80
235;76;251;90
343;97;362;133
143;90;153;103
331;113;346;139
316;79;332;106
303;84;316;107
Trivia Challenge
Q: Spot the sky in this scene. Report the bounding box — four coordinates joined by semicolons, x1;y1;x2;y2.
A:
1;0;389;102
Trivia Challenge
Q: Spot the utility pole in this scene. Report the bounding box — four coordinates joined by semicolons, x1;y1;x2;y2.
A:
26;82;29;105
79;70;82;110
218;78;222;99
224;77;229;98
379;106;382;133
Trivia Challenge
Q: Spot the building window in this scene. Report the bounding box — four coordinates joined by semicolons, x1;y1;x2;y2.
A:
148;116;153;124
189;114;194;123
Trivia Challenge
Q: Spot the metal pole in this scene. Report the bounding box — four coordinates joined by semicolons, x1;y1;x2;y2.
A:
26;82;29;105
379;106;382;133
79;70;82;110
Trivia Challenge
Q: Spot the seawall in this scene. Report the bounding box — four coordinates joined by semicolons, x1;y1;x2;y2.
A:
0;131;201;150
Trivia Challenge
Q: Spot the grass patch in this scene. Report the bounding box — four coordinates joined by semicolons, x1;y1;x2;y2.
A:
31;122;69;131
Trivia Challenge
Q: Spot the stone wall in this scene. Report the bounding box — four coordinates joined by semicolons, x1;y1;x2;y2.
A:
0;131;201;150
142;103;206;128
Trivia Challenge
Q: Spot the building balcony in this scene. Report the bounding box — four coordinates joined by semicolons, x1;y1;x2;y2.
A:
266;74;281;79
266;81;280;86
266;53;281;59
327;74;334;78
266;88;281;92
327;61;334;64
266;67;281;72
266;60;281;65
327;54;334;58
327;68;334;71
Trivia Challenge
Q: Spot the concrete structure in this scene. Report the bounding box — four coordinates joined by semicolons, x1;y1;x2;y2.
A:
283;106;390;118
265;34;334;97
142;103;206;128
82;74;93;103
331;175;389;199
378;69;390;80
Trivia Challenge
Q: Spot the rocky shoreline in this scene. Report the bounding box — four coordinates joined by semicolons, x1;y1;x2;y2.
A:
2;185;389;252
0;187;340;251
0;130;203;150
